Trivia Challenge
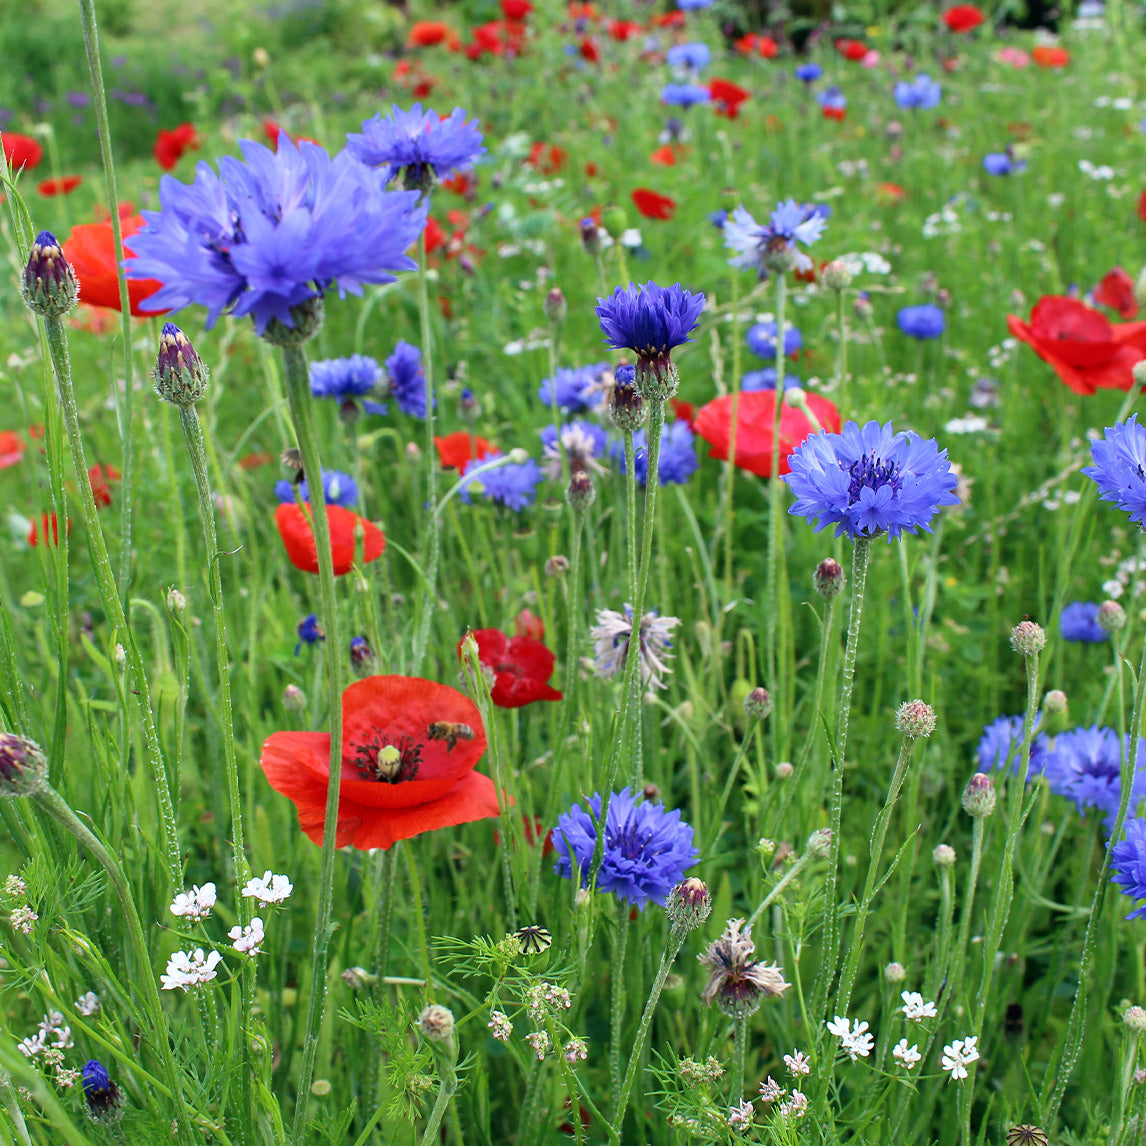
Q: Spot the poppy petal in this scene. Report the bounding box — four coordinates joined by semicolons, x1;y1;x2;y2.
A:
274;503;385;576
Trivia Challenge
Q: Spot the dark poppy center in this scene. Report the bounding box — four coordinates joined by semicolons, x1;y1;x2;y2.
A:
847;455;902;504
494;661;523;677
352;728;422;784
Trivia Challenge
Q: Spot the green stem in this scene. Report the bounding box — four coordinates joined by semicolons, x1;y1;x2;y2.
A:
722;269;741;602
835;287;849;418
411;232;438;675
280;336;346;1146
622;431;638;602
609;912;629;1108
42;315;182;887
731;1016;748;1103
418;1039;459;1146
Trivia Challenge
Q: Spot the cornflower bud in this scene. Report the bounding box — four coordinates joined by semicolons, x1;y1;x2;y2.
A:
566;470;595;514
1098;600;1127;634
895;699;936;740
667;877;712;932
580;217;602;256
609;364;645;432
775;761;794;779
932;843;956;867
81;1060;123;1123
22;231;78;318
820;260;854;292
349;636;375;677
544;287;567;325
1123;1005;1146;1034
1010;620;1046;657
806;828;832;857
154;323;210;406
282;684;307;712
814;558;845;599
743;687;773;721
1043;689;1068;714
167;587;186;615
0;734;48;797
341;967;378;991
962;772;997;819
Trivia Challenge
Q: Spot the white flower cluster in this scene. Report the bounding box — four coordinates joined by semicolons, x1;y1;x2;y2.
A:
825;1014;979;1082
160;948;224;992
75;991;100;1017
899;991;939;1021
242;871;294;906
826;1016;875;1060
18;1011;74;1058
940;1036;980;1081
169;882;217;921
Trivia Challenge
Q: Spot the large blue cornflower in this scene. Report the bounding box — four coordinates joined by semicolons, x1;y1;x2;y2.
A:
746;321;803;361
784;420;960;541
661;83;712;108
346;104;485;190
1111;818;1146;919
275;468;358;509
385;341;433;418
538;364;609;413
552;787;699;908
1040;725;1146;833
795;63;823;83
894;74;942;110
613;420;699;486
667;42;712;72
310;354;382;400
722;199;828;276
896;304;946;340
124;137;425;334
1060;601;1109;643
1082;415;1146;529
977;713;1048;779
458;452;543;511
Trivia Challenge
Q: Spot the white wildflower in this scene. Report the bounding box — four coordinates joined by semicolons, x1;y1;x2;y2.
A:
241;871;293;907
18;1033;45;1058
826;1016;875;1061
940;1036;980;1081
525;1030;550;1060
589;605;680;690
169;882;217;921
728;1099;755;1130
784;1050;810;1077
74;992;100;1017
160;948;224;991
900;991;938;1021
487;1011;512;1041
893;1039;922;1069
228;917;265;957
780;1090;808;1120
9;906;37;934
4;874;27;897
563;1037;588;1063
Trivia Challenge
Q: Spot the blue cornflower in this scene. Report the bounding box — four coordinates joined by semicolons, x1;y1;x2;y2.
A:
746;321;803;361
385;341;433;418
295;613;325;655
1060;600;1109;643
124;137;425;334
540;421;610;480
345;103;485;190
982;150;1027;175
977;713;1048;779
458;452;543;511
538;363;609;413
817;86;847;113
742;368;802;391
896;304;946;340
722;199;828;276
1040;725;1146;833
613;420;699;486
310;354;383;400
893;73;942;110
708;208;728;228
595;281;705;395
677;0;714;8
1082;415;1146;529
1111;818;1146;918
795;62;823;83
82;1059;123;1121
784;420;960;541
661;83;712;108
667;42;712;72
552;787;699;908
275;469;358;509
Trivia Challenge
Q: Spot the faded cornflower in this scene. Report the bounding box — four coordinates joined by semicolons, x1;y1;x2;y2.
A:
698;918;790;1017
589;604;681;690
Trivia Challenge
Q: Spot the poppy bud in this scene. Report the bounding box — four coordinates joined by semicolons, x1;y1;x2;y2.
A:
154;323;210;406
601;203;627;240
0;733;48;797
22;231;78;318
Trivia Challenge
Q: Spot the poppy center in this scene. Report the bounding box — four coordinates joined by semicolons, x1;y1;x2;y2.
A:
847;455;902;504
352;729;422;783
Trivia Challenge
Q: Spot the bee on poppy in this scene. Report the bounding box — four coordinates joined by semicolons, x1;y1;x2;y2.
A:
427;721;476;752
514;925;552;955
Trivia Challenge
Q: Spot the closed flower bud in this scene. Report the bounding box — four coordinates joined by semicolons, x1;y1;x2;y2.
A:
601;203;628;240
895;699;936;740
820;260;854;292
1134;360;1146;390
609;364;645;431
81;1060;123;1123
1098;600;1127;633
0;733;48;797
311;1079;332;1096
544;287;567;325
884;961;906;983
418;1004;455;1043
814;558;845;599
341;966;378;990
854;291;874;319
806;827;832;857
580;217;602;256
933;843;957;867
349;636;375;677
962;772;997;818
545;555;569;578
507;447;529;466
667;877;712;932
459;387;479;422
1124;1005;1146;1034
113;643;126;672
22;231;78;318
282;684;307;712
1043;688;1068;714
566;470;595;513
154;323;209;406
775;761;794;779
167;587;186;615
1010;620;1046;657
743;686;773;721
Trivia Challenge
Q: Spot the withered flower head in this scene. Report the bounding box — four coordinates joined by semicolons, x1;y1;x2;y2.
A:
698;917;790;1018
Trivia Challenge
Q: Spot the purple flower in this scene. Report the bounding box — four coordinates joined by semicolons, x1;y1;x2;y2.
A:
894;74;942;110
667;42;711;71
661;83;712;108
540;421;610;479
82;1059;121;1119
1111;818;1146;918
746;321;803;361
795;63;823;83
346;104;485;190
1060;601;1109;643
616;420;698;486
742;368;802;391
275;468;358;509
385;340;432;418
817;85;847;112
896;304;946;340
295;612;325;655
983;150;1026;175
1040;725;1146;833
723;199;827;276
552;786;698;908
1082;415;1146;529
458;452;543;511
784;420;961;541
309;354;383;401
538;364;609;412
595;281;705;368
124;137;426;334
977;714;1048;779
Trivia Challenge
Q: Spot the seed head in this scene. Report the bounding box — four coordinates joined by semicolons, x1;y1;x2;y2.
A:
418;1004;455;1043
895;699;936;740
962;772;997;819
1006;1127;1048;1146
698;918;790;1018
667;877;712;932
154;324;210;406
0;734;48;797
814;558;845;599
22;231;78;318
1098;600;1127;634
1010;620;1046;657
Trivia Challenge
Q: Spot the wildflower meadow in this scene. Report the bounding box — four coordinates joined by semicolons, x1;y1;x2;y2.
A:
3;0;1146;1141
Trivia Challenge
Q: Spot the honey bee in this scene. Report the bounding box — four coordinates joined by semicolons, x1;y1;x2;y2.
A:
427;721;476;752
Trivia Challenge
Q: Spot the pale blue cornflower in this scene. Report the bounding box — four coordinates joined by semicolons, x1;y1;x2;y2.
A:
723;199;828;276
346;103;485;190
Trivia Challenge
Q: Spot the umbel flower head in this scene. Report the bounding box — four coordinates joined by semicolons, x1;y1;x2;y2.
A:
346;103;485;191
552;786;699;908
124;136;426;335
699;917;790;1017
1082;415;1146;528
784;420;960;541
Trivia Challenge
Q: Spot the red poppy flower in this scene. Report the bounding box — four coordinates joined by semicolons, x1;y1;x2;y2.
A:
393;60;437;98
876;182;907;204
1095;267;1139;320
461;629;563;708
735;33;778;57
153;123;200;171
650;145;677;166
514;609;545;641
1007;296;1146;395
942;4;985;31
2;133;43;172
260;675;501;850
434;432;496;470
694;391;842;477
822;105;847;121
651;11;686;27
525;142;567;174
580;37;600;63
274;503;385;576
608;19;643;40
670;398;697;431
88;463;121;509
239;451;273;471
835;38;868;60
63;216;166;316
1032;45;1069;67
407;21;460;48
502;0;532;18
441;172;474;196
28;512;69;548
37;175;82;197
708;77;750;118
568;2;600;20
632;187;676;220
0;431;24;469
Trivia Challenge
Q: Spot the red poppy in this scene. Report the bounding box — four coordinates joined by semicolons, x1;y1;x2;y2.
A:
260;675;501;850
631;187;676;220
63;216;166;316
670;398;697;431
1032;45;1069;68
502;0;532;18
1007;296;1146;395
651;10;686;27
0;431;24;468
441;172;474;196
264;119;284;146
407;21;460;49
608;19;643;40
694;391;842;477
434;432;496;470
822;105;846;122
835;38;868;60
580;37;600;63
88;463;121;509
28;512;69;548
2;133;43;172
735;33;778;57
37;175;82;197
239;451;273;470
568;2;600;20
1095;267;1139;320
650;145;677;166
274;503;385;576
153;123;200;171
708;77;750;118
525;142;567;174
461;629;563;708
876;182;907;204
514;609;545;641
942;4;985;31
393;60;437;98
